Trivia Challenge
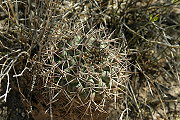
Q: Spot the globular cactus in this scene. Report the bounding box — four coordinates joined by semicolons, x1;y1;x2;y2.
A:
43;20;130;114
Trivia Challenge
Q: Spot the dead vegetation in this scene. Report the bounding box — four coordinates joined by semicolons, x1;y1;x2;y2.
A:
0;0;180;120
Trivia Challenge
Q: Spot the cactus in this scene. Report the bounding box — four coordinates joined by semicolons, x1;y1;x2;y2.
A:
43;20;130;114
